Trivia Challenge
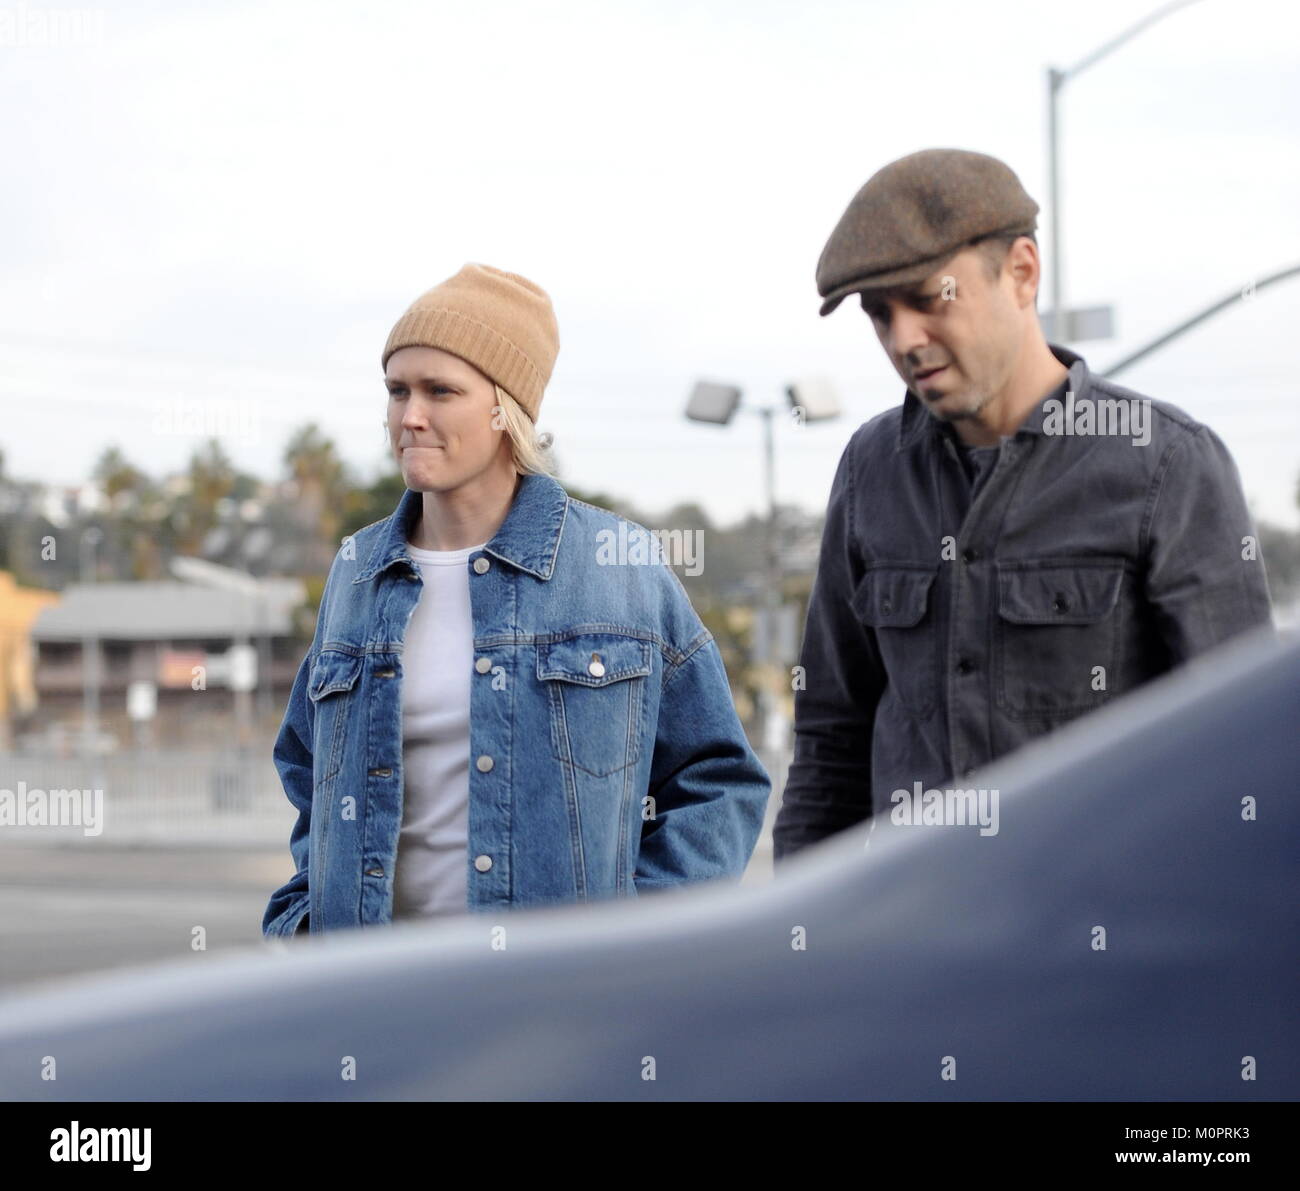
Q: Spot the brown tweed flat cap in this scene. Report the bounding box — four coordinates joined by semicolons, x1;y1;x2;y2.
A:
816;148;1039;316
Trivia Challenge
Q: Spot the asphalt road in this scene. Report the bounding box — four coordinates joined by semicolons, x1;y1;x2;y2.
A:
0;845;296;994
0;833;774;995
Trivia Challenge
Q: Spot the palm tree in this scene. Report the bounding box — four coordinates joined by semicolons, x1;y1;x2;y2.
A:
169;438;238;556
282;424;352;575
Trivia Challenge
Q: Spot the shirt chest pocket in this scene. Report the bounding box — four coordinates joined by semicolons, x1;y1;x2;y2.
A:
308;648;364;783
851;566;939;717
537;634;654;777
994;561;1125;718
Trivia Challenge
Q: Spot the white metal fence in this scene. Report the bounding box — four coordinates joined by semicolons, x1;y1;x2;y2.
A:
0;742;792;856
0;749;293;846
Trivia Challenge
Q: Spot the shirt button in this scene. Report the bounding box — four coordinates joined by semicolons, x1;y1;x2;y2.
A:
1052;593;1071;613
474;854;493;873
476;755;494;773
365;867;384;878
961;549;977;564
472;557;490;574
474;656;492;674
955;659;974;675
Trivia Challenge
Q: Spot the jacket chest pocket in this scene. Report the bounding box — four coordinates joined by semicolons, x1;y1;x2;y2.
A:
851;566;939;717
994;560;1125;718
307;648;364;784
537;634;654;777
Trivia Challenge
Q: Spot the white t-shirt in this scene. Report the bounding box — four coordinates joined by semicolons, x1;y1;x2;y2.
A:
391;539;485;922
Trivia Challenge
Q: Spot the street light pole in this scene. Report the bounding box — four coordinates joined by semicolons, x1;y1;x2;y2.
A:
757;405;780;747
760;403;778;644
1045;0;1205;338
1047;66;1064;335
79;527;102;758
1102;263;1300;378
685;378;842;754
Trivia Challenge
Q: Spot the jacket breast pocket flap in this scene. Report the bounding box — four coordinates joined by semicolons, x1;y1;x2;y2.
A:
994;561;1126;718
537;635;653;686
851;567;936;628
850;567;938;716
308;649;364;701
307;649;363;785
538;634;653;777
997;563;1124;626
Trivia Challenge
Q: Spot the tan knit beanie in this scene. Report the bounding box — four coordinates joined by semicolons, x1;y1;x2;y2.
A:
381;263;559;420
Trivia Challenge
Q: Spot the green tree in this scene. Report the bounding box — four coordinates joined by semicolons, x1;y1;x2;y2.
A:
282;423;353;575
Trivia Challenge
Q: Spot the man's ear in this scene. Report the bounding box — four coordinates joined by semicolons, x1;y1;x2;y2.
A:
1008;237;1041;308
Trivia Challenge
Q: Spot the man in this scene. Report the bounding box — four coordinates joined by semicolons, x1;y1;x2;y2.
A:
773;147;1273;861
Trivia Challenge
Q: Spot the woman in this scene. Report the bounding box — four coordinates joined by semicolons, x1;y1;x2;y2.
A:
263;264;770;936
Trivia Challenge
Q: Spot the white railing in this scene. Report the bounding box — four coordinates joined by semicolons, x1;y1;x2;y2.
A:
0;749;293;846
0;739;793;858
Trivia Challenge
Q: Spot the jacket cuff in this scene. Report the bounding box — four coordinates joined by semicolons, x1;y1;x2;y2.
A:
272;900;310;938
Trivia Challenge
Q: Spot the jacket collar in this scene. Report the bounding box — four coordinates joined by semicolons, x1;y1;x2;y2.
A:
354;472;569;584
897;342;1088;449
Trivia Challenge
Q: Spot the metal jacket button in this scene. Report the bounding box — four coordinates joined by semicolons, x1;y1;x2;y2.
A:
475;656;492;674
472;557;490;574
365;867;384;877
588;653;606;677
368;767;391;777
474;855;492;872
476;755;494;772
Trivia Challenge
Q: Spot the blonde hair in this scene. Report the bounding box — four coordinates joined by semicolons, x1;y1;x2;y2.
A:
493;382;557;476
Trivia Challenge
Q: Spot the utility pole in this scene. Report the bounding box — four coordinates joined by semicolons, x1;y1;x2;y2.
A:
1044;0;1204;340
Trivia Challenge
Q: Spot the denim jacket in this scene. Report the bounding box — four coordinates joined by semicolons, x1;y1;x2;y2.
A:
263;473;770;936
773;343;1273;859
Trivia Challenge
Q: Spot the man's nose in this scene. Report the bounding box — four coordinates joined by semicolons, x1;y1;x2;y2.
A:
886;306;929;362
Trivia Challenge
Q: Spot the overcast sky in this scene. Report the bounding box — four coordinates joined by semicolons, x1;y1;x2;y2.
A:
2;0;1297;529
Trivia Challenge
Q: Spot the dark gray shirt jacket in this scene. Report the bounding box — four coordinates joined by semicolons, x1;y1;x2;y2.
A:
773;149;1274;860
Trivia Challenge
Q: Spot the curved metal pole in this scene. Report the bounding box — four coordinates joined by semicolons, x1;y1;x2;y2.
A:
1101;264;1300;378
1064;0;1205;80
1047;0;1207;337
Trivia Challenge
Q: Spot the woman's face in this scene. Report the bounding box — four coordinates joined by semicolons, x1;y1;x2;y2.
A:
385;346;510;493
